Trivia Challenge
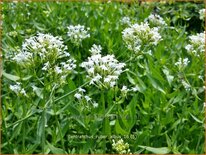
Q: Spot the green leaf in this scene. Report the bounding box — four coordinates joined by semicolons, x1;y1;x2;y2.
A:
67;104;80;115
138;145;171;154
47;142;67;154
165;134;172;148
22;75;32;81
67;105;87;129
127;72;135;85
10;122;23;141
147;73;166;94
162;68;174;86
115;119;128;135
36;112;45;144
32;86;44;99
189;113;203;124
3;71;20;81
136;76;147;93
26;144;39;154
103;117;111;135
127;71;146;93
67;78;76;90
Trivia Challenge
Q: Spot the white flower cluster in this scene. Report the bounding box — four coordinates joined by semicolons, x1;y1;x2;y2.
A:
13;33;70;65
122;22;162;53
67;24;90;46
145;14;167;26
175;58;190;70
121;85;130;95
120;16;131;26
9;82;27;96
199;9;205;20
81;44;126;88
112;139;131;154
120;85;139;96
13;33;76;85
12;50;32;65
74;88;98;108
181;80;191;91
185;32;205;56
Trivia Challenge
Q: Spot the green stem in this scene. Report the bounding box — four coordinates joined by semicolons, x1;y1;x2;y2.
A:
22;102;27;153
41;84;57;153
101;91;105;114
53;100;65;150
101;91;106;153
7;112;36;128
2;113;12;153
42;109;46;154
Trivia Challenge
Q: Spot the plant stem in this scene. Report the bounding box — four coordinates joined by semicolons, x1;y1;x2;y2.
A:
53;99;65;150
2;113;12;153
22;102;27;153
42;109;46;154
101;91;106;153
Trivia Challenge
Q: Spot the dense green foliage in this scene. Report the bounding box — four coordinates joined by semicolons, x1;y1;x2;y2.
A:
2;1;205;154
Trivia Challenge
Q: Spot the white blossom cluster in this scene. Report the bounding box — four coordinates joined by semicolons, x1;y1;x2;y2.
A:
74;88;98;108
13;33;70;65
120;16;131;26
12;50;32;65
120;85;139;96
145;14;167;26
67;24;90;46
185;32;205;56
12;33;76;85
199;9;205;20
122;22;162;53
9;82;27;96
181;80;191;91
112;139;131;154
81;44;126;88
175;58;190;70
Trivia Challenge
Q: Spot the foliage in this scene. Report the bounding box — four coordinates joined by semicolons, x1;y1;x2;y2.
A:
2;1;205;154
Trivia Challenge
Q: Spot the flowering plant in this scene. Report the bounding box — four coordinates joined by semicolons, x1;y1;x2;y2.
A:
81;44;126;89
122;22;162;53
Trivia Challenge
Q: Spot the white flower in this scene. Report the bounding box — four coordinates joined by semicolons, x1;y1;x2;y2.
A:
92;101;98;108
12;51;32;64
131;86;139;92
121;85;129;94
74;93;82;99
112;139;131;154
67;24;90;45
81;44;126;88
185;32;205;56
54;66;63;74
42;62;50;71
9;83;21;93
199;9;205;20
185;44;192;52
122;22;162;53
181;80;190;91
20;89;27;96
13;33;71;67
74;88;97;109
78;88;86;93
145;14;167;26
89;44;102;55
9;82;27;96
85;95;91;102
120;16;131;25
175;58;190;69
61;59;76;72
